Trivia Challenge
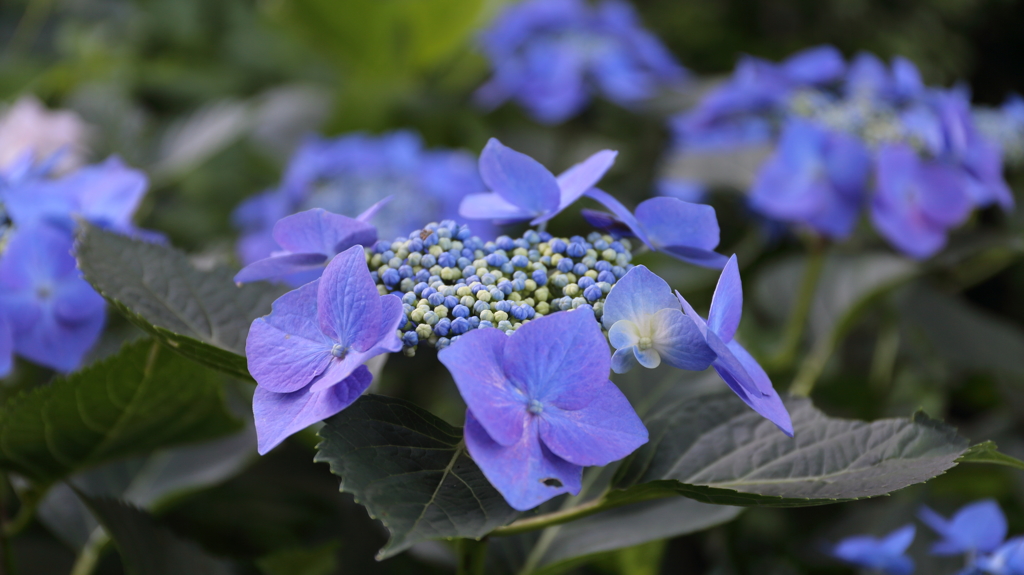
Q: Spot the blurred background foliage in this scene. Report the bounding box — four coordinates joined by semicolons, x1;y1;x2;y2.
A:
3;0;1024;573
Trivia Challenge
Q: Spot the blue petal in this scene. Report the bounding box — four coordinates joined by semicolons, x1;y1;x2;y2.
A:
648;308;716;371
708;255;742;342
537;149;617;224
253;365;373;455
307;293;402;394
246;281;333;393
72;157;149;232
633;347;661;368
463;410;581;512
478;138;560;217
355;195;394;222
634;197;723;260
438;327;526;447
234;253;329;284
601;265;680;331
780;45;845;85
584;188;651;247
316;245;382;352
272;208;377;256
611;347;638;374
920;499;1007;555
881;524;917;555
580;208;634;238
608;320;641;350
459;193;533;222
709;333;793;437
503;307;610;410
658;246;730;269
537;378;648;467
833;525;915;575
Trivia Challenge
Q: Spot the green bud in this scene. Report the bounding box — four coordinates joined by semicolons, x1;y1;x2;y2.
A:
563;283;580;297
438;237;452;250
434;305;449;318
408;252;422;266
585;270;598;279
615;253;630;266
429;245;443;257
416;324;433;340
621;239;633;251
377;285;389;296
494;311;509;322
534;287;550;301
396;248;409;259
536;302;550;314
388;257;402;268
586;249;598;259
451;240;464;251
565;273;577;284
551;253;564;266
479;310;494;322
370;254;383;268
424;311;440;325
429;265;443;276
460;295;475;308
513;247;528;257
524;279;537;292
508;292;522;302
477;290;492;302
410;309;425;323
456;286;472;297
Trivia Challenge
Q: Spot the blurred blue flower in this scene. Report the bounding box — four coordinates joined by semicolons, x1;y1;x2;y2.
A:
582;190;728;268
475;0;688;124
919;499;1008;556
870;143;972;260
438;307;648;511
246;245;404;454
233;131;487;266
0;224;106;373
460;138;616;225
844;52;923;103
749;119;870;239
675;255;793;436
0;309;10;377
601;265;714;373
234;205;383;286
832;524;916;575
976;537;1024;575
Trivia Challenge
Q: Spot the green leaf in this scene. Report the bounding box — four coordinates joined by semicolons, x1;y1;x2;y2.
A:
76;223;285;380
81;496;233;575
611;390;969;507
957;440;1024;470
0;339;241;484
314;394;518;559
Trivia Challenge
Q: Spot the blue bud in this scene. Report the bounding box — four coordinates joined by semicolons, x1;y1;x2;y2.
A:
414;270;431;283
402;331;419;346
444;295;460;309
481;273;497;285
610;241;625;253
413;282;429;295
479;320;494;329
511;305;530;320
424;311;440;325
423;233;438;247
496;236;515;251
598;270;616;284
584;285;603;302
428;293;445;306
513;238;530;249
370;271;379;283
402;292;418;305
466;275;481;284
437;226;452;239
457;225;472;240
468;316;481;329
451;317;471;335
421;287;437;299
428;275;442;285
557;258;574;273
398;265;413;279
497;320;514;332
511;278;526;292
524;230;540;244
512;270;527;280
461;248;475;258
453;304;470;318
499;262;513;274
567;242;587;258
569;235;586;244
457;257;472;270
438;252;457;268
595;260;612;272
511;255;529;268
382;268;401;286
573;263;589;276
578;276;595;289
532;270;548;286
494;300;512;313
408;239;424;253
485;253;509;267
383;250;395;261
594;239;609;250
473;300;490;314
433;317;451;336
436;337;451;349
550;239;567;254
539;231;552;241
612;266;626;279
489;288;504;301
557;297;573;311
421;254;436;267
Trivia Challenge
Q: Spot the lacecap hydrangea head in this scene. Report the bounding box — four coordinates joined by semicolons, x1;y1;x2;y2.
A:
365;220;635;354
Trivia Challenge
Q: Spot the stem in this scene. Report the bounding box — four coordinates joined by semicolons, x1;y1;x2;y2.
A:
788;336;834;397
491;496;610;538
69;528;109;575
768;240;826;371
455;538;488;575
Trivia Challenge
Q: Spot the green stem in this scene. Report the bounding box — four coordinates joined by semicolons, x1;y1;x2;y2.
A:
455;538;488;575
768;240;827;371
788;336;834;397
69;528;109;575
491;496;610;538
3;487;44;539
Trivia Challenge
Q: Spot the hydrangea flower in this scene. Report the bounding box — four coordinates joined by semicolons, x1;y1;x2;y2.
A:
675;255;793;435
246;245;404;454
918;499;1008;556
475;0;688;124
582;190;728;268
233;130;487;267
870;144;972;259
438;306;647;511
975;537;1024;575
234;203;384;286
0;224;107;373
2;156;153;239
0;309;12;377
459;138;617;225
601;265;714;373
749;119;870;239
832;525;916;575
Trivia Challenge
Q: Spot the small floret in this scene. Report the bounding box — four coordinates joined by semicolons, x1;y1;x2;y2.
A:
832;525;916;575
918;499;1007;556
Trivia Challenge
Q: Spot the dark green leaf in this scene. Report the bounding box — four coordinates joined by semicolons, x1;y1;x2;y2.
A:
81;497;233;575
76;223;285;380
0;339;241;484
612;390;969;507
957;440;1024;470
314;394;518;559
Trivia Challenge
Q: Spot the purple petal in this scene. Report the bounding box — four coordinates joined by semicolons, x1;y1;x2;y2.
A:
675;290;708;338
634;197;725;268
478;138;560;217
246;281;333;393
549;150;618;217
881;524;917;555
607;320;640;349
601;265;680;330
585;188;650;248
503;307;609;410
611;347;638;374
648;308;716;371
920;499;1007;555
74;157;149;232
307;294;402;394
316;245;382;351
254;365;373;455
271;208;376;256
781;45;845;85
355;196;394;222
707;255;742;342
579;208;635;238
914;161;971;227
234;253;328;284
463;410;581;512
459;193;533;222
537;378;647;467
712;337;793;437
658;246;730;269
438;327;526;446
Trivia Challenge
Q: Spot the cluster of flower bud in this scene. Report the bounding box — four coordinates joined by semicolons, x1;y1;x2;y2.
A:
366;220;634;354
788;89;906;149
